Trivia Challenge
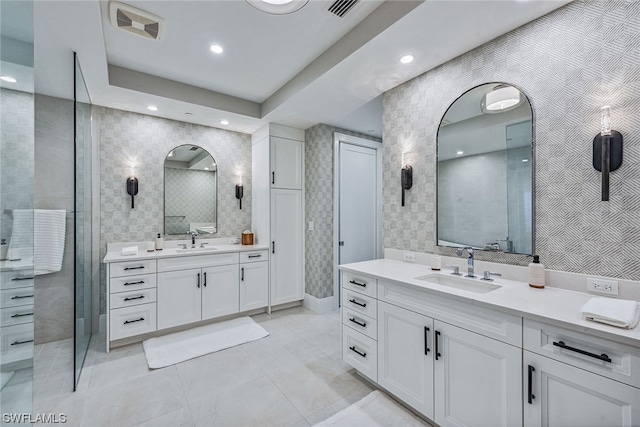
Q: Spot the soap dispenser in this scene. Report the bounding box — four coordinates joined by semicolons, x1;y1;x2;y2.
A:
155;233;164;251
528;255;545;289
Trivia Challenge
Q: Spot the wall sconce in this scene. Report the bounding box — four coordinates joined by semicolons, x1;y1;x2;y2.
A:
235;184;244;209
401;165;412;207
593;106;623;201
126;176;138;209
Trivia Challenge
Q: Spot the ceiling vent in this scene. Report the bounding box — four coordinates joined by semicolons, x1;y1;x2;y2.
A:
109;1;165;40
327;0;360;18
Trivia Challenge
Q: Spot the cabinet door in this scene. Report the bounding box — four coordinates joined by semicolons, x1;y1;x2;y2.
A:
271;137;302;189
378;301;434;418
157;268;201;330
434;321;522;427
240;261;268;311
524;351;640;427
201;264;239;320
270;189;303;306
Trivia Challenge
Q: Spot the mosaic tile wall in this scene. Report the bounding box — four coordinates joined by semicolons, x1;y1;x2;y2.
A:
98;106;251;313
305;123;381;299
383;0;640;280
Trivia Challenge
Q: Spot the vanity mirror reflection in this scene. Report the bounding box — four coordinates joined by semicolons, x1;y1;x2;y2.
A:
437;83;533;255
164;144;217;235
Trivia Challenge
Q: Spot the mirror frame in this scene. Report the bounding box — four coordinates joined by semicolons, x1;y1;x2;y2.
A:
435;82;535;255
163;144;218;236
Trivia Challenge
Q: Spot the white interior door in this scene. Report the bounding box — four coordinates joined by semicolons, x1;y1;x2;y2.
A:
339;142;378;265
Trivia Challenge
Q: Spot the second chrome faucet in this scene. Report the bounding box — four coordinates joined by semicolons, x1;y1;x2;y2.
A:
455;246;475;278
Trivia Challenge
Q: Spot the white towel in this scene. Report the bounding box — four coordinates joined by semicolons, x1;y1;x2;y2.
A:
581;297;640;329
6;209;34;261
121;246;138;256
33;209;66;275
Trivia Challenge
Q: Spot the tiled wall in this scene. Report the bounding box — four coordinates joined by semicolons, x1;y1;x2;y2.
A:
383;0;640;280
97;106;252;313
305;124;381;299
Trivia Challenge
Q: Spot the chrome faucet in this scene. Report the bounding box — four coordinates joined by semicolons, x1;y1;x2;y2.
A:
187;230;198;248
455;247;475;278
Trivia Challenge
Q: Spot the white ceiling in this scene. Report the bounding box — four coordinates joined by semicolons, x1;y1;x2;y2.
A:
32;0;573;138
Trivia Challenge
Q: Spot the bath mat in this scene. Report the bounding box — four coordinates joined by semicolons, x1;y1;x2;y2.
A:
142;317;268;369
314;390;431;427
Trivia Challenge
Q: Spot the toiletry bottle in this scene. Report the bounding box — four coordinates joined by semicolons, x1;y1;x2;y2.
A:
528;255;545;289
0;239;7;261
155;233;164;251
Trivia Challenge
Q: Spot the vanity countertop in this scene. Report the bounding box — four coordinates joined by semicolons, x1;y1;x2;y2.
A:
340;259;640;348
103;244;269;264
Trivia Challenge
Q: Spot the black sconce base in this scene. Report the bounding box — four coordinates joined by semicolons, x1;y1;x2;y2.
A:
235;184;244;210
593;131;623;172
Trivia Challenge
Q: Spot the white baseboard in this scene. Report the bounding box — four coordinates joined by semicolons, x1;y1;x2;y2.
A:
303;293;336;314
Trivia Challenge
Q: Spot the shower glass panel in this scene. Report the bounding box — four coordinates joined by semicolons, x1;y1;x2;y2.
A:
0;0;35;417
74;54;92;388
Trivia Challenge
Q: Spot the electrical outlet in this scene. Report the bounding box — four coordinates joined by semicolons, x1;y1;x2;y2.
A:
403;252;415;263
308;221;314;231
586;278;619;295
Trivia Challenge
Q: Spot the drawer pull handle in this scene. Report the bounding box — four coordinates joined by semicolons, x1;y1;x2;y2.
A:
124;266;145;271
248;254;262;258
241;267;245;282
11;276;34;281
424;326;430;355
552;340;612;363
349;317;366;328
197;273;200;288
11;295;34;300
11;312;33;318
124;280;145;286
124;317;145;325
435;330;441;360
11;339;33;346
527;365;535;404
349;346;366;358
203;272;207;287
349;279;366;287
348;298;366;308
124;296;145;301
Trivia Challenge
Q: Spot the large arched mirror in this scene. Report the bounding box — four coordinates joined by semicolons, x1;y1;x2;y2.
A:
164;144;217;235
437;83;533;254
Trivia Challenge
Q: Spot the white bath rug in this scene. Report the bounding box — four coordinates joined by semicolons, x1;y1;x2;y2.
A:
314;390;431;427
142;317;269;369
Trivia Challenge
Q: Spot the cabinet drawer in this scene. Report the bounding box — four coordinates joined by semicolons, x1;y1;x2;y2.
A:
524;319;640;388
110;288;157;310
342;326;377;381
0;305;34;327
342;289;377;319
0;270;34;291
109;274;156;294
0;287;34;309
342;308;377;340
378;280;522;346
343;272;377;298
110;303;157;341
110;259;157;277
157;253;239;272
0;323;33;365
239;250;268;263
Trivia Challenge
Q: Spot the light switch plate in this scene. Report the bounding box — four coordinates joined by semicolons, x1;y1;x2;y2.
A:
308;221;314;231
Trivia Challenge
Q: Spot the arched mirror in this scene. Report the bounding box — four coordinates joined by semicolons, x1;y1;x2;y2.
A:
437;83;533;254
164;144;217;235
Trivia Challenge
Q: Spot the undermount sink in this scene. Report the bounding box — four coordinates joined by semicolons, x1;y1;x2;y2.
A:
414;274;501;294
175;246;218;253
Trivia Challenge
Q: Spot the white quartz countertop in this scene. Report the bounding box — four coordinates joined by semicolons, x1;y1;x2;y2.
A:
339;259;640;348
103;244;269;263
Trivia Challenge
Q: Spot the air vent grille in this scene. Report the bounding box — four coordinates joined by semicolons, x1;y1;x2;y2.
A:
109;1;164;40
327;0;359;18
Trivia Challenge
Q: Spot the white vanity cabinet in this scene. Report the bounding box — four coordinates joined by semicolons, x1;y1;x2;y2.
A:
157;253;239;330
523;319;640;427
0;268;35;367
239;250;269;311
270;136;302;190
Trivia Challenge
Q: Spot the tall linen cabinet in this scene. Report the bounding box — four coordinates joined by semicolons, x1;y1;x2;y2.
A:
252;124;305;308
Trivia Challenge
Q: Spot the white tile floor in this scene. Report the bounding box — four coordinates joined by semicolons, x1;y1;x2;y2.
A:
33;306;432;427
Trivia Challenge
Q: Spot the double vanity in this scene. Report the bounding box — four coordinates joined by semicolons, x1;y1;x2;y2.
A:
340;259;640;427
104;242;269;350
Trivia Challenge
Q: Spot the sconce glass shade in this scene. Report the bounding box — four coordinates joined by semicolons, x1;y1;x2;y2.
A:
482;85;523;113
601;105;611;136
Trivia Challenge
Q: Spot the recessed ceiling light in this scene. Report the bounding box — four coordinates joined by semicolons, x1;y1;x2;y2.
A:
0;76;17;83
400;55;414;64
245;0;308;15
522;158;529;163
185;112;193;116
147;105;158;111
220;119;229;125
263;0;293;4
456;150;464;155
210;44;223;54
204;167;209;170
